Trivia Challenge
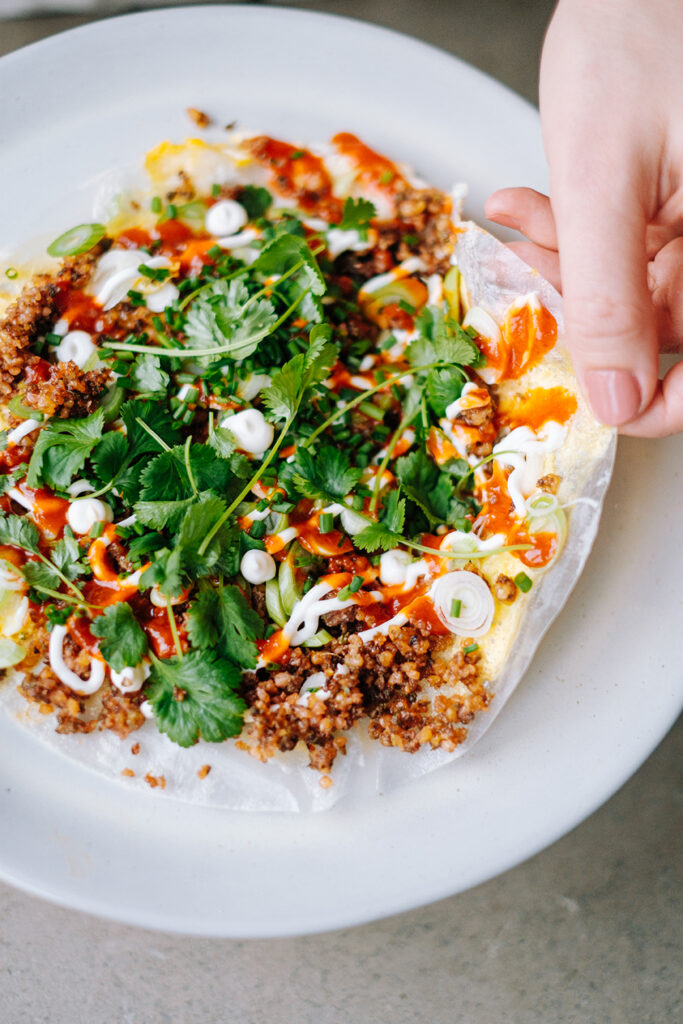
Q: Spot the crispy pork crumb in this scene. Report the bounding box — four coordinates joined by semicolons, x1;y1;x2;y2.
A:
493;573;518;603
121;768;135;778
197;764;211;779
145;773;166;789
241;624;489;774
131;742;141;755
187;107;212;128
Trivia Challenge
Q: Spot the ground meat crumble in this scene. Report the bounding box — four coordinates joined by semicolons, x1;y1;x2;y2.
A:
239;625;489;774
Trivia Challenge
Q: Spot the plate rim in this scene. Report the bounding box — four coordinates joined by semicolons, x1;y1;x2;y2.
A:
0;4;681;938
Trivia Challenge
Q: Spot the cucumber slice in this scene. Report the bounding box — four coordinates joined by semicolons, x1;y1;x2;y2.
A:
278;553;303;616
100;384;125;423
265;576;287;627
444;266;461;321
0;637;26;669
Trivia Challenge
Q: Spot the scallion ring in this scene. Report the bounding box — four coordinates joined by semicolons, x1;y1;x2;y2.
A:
47;223;106;259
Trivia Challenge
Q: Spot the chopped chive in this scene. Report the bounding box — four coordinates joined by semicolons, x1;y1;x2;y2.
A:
319;512;334;534
290;150;305;160
358;401;384;421
126;289;146;307
150;196;162;213
402;233;419;246
45;332;62;346
165;203;177;220
90;521;105;539
4;267;18;280
208;244;222;258
137;263;169;282
514;572;533;593
398;299;416;314
272;500;294;514
379;170;395;185
450;598;462;618
349;575;363;593
255;498;269;512
464;643;479;654
351;494;364;510
212;184;221;197
379;334;397;351
303;577;314;595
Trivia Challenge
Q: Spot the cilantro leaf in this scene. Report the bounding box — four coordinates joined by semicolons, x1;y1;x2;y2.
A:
239;185;272;220
27;408;104;490
21;560;61;592
187;583;263;669
121;399;181;457
0;513;40;554
263;324;338;424
288;445;362;503
127;355;170;397
409;307;481;369
134;497;195;532
141;546;183;598
145;650;246;746
0;462;29;496
338;196;376;233
91;603;149;672
206;425;235;457
354;490;406;552
396;448;474;528
51;529;84;581
252;234;325;297
184;279;276;363
92;431;127;486
426;367;466;417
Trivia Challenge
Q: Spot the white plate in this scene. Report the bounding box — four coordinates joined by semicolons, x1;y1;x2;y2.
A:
0;6;681;938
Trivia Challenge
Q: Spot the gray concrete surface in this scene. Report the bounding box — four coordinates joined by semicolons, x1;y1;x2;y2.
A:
1;4;681;1023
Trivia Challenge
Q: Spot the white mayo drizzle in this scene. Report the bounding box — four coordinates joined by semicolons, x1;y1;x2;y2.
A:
216;228;260;250
240;549;276;584
109;661;150;695
297;671;329;706
357;611;408;643
146;281;179;313
326;227;375;259
358;257;425;297
54;330;97;369
221;408;274;455
444;380;479;420
89;250;173;311
205;199;248;238
48;625;106;696
493;422;567;516
462;306;502;384
66;498;113;535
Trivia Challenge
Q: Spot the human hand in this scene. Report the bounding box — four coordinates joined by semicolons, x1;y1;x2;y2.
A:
487;0;683;437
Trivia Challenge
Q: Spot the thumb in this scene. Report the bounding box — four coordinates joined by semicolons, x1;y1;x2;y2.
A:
550;158;659;426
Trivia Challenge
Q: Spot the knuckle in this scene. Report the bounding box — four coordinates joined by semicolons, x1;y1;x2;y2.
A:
564;292;652;358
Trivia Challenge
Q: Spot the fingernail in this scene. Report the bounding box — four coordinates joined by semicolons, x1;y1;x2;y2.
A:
584;369;641;425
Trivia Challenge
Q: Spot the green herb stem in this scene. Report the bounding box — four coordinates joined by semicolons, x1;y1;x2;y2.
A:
166;598;184;659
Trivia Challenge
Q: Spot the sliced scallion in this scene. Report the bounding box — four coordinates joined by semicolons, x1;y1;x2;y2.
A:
47;223;106;258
